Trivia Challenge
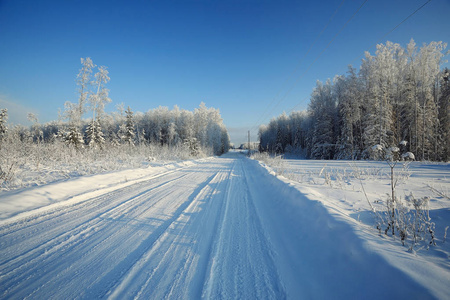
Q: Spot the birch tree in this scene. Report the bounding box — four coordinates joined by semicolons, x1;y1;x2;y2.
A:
86;65;111;149
77;57;94;125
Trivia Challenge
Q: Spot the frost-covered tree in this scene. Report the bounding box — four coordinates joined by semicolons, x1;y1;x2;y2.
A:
77;57;94;125
27;113;43;143
289;111;308;151
120;106;135;145
132;104;228;155
309;80;337;159
85;119;105;149
65;126;85;150
360;44;397;155
86;65;110;149
194;102;209;147
258;111;310;155
415;41;447;160
336;67;364;159
259;40;448;161
89;65;111;123
62;101;84;149
438;68;450;161
167;122;178;147
0;109;8;144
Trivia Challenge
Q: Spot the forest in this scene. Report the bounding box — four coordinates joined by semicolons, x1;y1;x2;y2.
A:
0;58;230;157
0;58;230;189
259;40;449;161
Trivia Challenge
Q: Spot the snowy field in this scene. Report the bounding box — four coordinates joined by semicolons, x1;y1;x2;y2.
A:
0;150;449;299
253;153;450;298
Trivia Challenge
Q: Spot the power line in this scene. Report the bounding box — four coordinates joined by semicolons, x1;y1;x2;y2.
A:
375;0;432;48
249;0;346;133
250;0;368;135
346;0;433;68
285;0;434;116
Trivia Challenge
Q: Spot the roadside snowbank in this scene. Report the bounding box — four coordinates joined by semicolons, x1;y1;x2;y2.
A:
0;158;213;223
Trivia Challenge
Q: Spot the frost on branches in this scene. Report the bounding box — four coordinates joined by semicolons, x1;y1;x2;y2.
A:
119;106;136;146
0;58;231;191
258;40;449;161
85;120;105;149
0;109;8;143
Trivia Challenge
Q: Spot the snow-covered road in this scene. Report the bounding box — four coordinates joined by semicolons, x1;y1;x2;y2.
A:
0;152;437;299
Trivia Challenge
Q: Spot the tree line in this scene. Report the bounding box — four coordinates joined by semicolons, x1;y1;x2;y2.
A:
259;40;449;161
0;58;230;157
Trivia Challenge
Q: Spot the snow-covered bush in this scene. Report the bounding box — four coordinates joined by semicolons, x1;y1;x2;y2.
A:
361;144;438;249
375;193;436;250
401;152;415;161
0;136;198;191
250;152;293;179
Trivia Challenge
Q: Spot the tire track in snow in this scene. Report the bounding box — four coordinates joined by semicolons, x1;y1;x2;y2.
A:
1;154;305;299
0;172;189;274
105;170;226;299
0;168;191;238
0;164;221;299
203;157;286;299
240;160;286;299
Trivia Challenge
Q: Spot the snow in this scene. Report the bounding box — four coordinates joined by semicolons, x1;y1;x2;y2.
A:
255;157;450;298
0;151;449;299
402;151;416;160
0;159;213;223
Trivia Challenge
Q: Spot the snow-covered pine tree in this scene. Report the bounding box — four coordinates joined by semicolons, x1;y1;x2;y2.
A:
121;106;135;145
85;119;105;149
65;126;85;150
62;101;85;149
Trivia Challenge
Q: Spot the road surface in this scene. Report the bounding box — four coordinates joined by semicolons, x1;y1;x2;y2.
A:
0;152;433;299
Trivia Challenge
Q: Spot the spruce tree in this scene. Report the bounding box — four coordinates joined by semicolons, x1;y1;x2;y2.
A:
85;119;105;149
120;106;135;145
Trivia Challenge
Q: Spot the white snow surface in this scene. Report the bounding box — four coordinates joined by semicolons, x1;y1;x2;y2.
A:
0;151;449;299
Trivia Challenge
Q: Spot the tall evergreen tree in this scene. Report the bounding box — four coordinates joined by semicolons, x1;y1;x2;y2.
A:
85;119;105;149
120;106;135;145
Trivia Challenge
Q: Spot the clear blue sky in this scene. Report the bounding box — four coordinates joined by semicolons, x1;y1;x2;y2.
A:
0;0;448;145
